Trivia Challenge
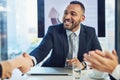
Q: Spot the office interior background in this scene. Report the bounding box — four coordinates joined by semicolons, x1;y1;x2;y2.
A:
0;0;119;62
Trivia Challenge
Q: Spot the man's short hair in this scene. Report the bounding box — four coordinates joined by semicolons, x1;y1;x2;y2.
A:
70;1;85;13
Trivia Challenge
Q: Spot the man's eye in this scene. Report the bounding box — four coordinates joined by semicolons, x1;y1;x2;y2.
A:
71;13;76;16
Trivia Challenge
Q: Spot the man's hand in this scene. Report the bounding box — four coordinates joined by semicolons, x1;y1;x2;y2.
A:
0;61;14;79
84;49;119;73
66;58;84;69
0;53;33;79
17;53;33;73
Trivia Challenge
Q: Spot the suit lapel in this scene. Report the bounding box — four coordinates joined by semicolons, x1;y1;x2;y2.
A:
59;25;69;59
62;30;69;58
78;25;86;59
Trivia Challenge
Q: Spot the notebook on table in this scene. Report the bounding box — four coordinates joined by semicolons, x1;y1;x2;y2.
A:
27;66;72;76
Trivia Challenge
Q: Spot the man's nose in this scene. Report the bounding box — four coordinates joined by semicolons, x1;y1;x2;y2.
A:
64;14;71;19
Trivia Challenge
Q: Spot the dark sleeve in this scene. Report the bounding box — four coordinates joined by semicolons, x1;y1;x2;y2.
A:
82;24;102;51
30;26;53;64
0;64;2;78
91;28;102;50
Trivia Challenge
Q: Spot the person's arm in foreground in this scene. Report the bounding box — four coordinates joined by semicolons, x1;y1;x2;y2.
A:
0;53;33;79
84;49;120;79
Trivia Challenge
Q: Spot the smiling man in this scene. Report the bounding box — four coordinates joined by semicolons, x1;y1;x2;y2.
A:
20;1;102;72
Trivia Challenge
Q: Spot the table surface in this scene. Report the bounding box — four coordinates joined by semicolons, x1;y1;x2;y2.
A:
5;66;111;80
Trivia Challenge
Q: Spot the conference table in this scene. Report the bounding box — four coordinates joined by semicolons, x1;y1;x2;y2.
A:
5;66;110;80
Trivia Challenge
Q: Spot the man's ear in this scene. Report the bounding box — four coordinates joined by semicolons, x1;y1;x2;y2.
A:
81;15;85;22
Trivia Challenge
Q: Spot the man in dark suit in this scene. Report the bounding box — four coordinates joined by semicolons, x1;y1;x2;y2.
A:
29;1;102;68
0;0;102;79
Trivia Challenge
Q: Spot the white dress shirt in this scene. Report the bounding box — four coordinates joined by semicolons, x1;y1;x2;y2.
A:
111;64;120;80
66;27;80;58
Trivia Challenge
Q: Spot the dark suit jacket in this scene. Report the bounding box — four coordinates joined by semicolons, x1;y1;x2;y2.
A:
30;23;102;67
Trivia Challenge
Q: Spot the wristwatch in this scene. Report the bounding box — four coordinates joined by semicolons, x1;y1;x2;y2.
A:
82;61;87;70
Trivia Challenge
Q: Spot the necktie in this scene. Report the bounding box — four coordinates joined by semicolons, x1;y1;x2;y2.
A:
68;33;77;59
65;33;77;68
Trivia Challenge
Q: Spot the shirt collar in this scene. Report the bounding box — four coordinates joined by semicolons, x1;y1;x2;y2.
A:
66;26;81;37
